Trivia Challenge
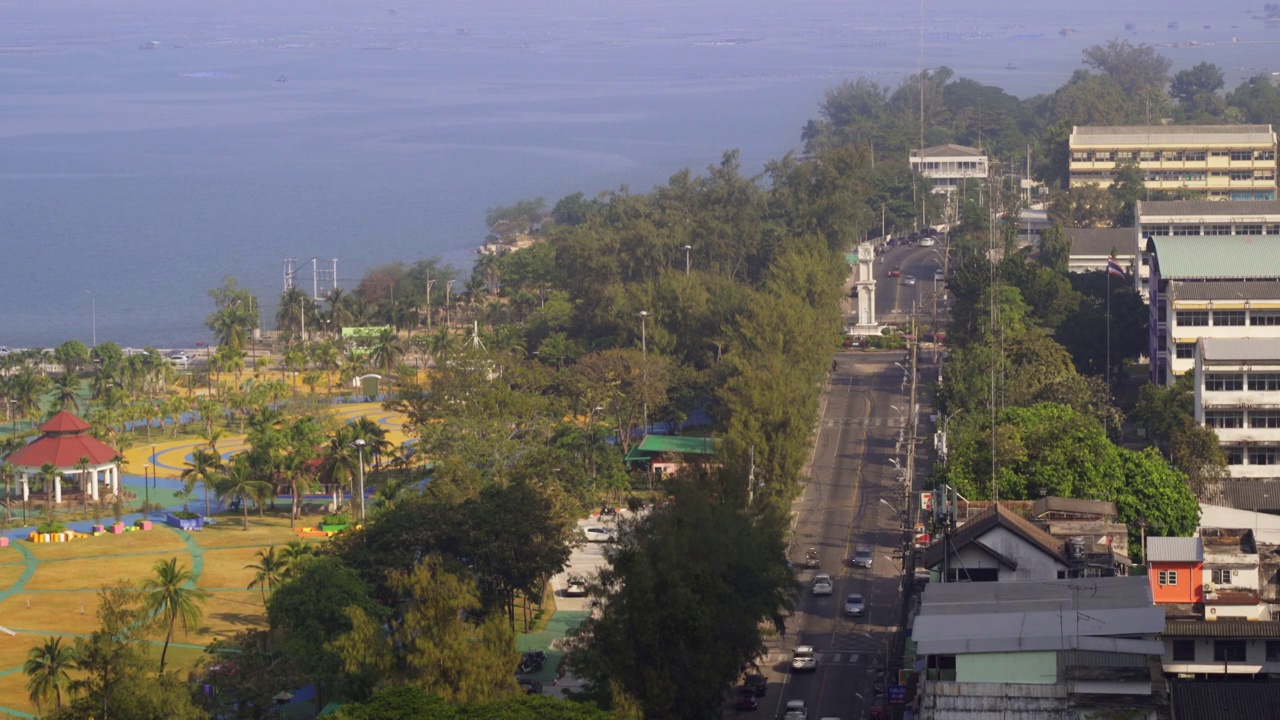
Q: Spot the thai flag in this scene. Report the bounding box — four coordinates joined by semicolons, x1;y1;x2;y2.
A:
1107;257;1126;278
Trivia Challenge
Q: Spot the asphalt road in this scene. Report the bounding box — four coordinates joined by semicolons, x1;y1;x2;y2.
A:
870;243;948;327
756;354;917;720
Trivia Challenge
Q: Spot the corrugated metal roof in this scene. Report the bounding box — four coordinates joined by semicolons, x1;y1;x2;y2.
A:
1066;228;1136;258
1032;496;1118;518
1146;536;1204;562
1164;619;1280;638
1139;199;1280;219
1072;124;1275;146
1149;235;1280;279
1168;280;1280;301
633;435;718;455
920;503;1066;570
1203;479;1280;511
1200;337;1280;362
1171;681;1280;720
913;143;984;158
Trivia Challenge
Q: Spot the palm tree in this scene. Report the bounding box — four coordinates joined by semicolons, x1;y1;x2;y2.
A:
279;538;314;569
199;426;226;455
0;460;16;525
371;328;405;372
38;462;61;514
23;636;76;712
180;448;223;517
244;546;288;604
75;456;91;515
140;557;208;673
52;372;81;412
216;456;272;530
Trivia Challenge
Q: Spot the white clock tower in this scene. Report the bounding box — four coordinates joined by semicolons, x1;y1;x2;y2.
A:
853;243;878;331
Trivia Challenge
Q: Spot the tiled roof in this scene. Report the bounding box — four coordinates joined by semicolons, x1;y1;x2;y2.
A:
6;432;119;468
1139;199;1280;219
1202;479;1280;511
1066;228;1135;258
39;410;91;434
1165;619;1280;638
1146;536;1203;562
1072;124;1275;146
1168;280;1280;302
1149;235;1280;279
1170;680;1280;720
920;503;1066;569
1200;337;1280;362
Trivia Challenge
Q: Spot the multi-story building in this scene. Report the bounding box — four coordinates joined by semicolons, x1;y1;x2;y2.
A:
909;144;988;194
1135;199;1280;298
1069;124;1277;201
1147;536;1204;606
1194;337;1280;478
1065;227;1135;274
1144;235;1280;384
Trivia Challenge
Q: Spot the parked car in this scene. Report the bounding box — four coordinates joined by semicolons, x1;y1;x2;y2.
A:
783;699;809;719
919;237;936;247
811;573;834;596
901;275;916;286
582;526;616;543
565;575;587;597
743;673;767;697
735;687;759;712
851;548;874;568
517;677;543;695
886;266;901;277
790;646;817;673
844;593;865;617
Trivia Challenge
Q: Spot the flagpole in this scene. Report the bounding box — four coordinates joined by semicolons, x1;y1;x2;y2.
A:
1106;266;1112;387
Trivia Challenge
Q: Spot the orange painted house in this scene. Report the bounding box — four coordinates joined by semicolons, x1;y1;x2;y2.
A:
1146;536;1204;605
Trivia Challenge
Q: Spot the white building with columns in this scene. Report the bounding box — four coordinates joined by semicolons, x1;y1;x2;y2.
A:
847;245;878;333
5;411;121;505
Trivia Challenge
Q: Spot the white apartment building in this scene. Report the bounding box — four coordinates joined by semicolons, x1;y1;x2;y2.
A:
1135;199;1280;299
1195;338;1280;478
1146;235;1280;384
909;144;988;194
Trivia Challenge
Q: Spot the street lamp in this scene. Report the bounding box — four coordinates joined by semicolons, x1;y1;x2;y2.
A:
681;245;693;275
350;439;367;522
445;279;456;326
151;444;157;490
86;290;96;348
142;464;150;510
425;277;436;331
638;311;651;434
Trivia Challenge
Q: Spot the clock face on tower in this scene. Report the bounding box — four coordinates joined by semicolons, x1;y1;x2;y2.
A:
859;244;873;261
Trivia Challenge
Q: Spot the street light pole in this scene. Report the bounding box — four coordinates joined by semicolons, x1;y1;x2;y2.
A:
86;290;96;348
682;245;693;275
639;311;650;435
425;278;436;331
143;464;150;510
352;439;367;522
445;279;456;327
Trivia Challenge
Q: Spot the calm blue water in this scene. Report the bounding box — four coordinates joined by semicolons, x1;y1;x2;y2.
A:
2;0;1277;347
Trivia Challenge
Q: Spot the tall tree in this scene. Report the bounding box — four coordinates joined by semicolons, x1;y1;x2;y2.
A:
1081;39;1172;97
24;636;76;712
140;557;209;673
245;546;289;604
180;447;223;517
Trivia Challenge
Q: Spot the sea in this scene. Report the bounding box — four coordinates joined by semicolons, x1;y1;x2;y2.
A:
3;0;1279;348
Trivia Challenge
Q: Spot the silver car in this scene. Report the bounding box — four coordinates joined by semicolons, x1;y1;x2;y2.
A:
852;548;873;568
790;647;816;673
901;275;916;286
811;573;834;596
843;593;865;616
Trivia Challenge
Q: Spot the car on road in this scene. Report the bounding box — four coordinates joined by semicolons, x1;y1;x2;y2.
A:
790;646;817;673
742;672;767;697
565;575;587;597
851;548;874;569
782;699;809;719
901;275;916;286
886;266;901;277
811;573;834;596
581;526;616;543
735;687;759;711
167;352;190;367
934;268;945;281
919;237;936;247
843;593;865;617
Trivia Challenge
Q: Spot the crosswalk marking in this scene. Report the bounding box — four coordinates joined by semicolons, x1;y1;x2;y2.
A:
761;652;866;665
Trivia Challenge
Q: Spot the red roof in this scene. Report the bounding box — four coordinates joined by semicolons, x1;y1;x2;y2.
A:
6;411;118;468
40;411;93;434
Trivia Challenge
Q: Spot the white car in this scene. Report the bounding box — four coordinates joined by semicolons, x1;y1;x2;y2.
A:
843;593;865;617
901;275;917;286
920;237;936;247
167;352;190;367
934;268;945;281
811;573;833;596
783;699;809;718
790;647;816;673
581;526;616;543
565;575;587;597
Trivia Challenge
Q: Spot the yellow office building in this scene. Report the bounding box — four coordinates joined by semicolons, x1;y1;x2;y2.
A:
1069;125;1277;201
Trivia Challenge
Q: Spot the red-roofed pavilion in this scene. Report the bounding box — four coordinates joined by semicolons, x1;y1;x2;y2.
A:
6;410;121;504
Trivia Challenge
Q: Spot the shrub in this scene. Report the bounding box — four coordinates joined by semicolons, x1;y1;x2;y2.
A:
36;522;67;534
171;510;200;520
321;512;351;526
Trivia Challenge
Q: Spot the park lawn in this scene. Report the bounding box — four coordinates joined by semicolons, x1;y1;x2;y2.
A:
0;670;37;717
23;527;187;561
189;514;312;549
197;546;277;590
0;593;103;636
0;544;19;564
0;562;26;592
190;591;265;643
145;643;208;675
0;637;34;678
25;553;190;591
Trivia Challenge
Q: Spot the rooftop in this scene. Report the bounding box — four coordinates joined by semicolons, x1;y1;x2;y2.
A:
1065;228;1135;259
1032;497;1118;520
1164;619;1280;638
920;503;1067;570
1147;536;1204;563
1168;280;1280;302
1071;124;1275;146
1170;680;1280;720
911;143;985;158
1202;479;1280;512
1138;199;1280;219
1148;235;1280;279
630;435;718;455
1199;337;1280;363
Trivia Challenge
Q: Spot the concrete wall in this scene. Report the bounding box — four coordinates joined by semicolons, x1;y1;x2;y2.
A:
982;526;1068;582
1162;637;1280;675
957;652;1057;684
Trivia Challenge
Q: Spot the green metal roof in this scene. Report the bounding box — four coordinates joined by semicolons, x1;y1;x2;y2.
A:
844;252;858;265
636;435;718;454
1149;235;1280;279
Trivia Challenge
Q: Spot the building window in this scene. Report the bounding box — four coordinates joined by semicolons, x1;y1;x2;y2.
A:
1145;225;1170;236
1173;640;1197;662
1239;225;1264;236
1231;150;1255;161
1211;150;1231;158
1207;224;1234;236
1214;310;1246;326
1186;151;1207;162
1268;641;1280;662
1252;311;1280;326
1158;569;1180;585
1249;373;1280;391
1250;447;1279;465
1175;342;1197;359
1250;411;1280;429
1206;411;1244;429
1177;311;1209;326
1259;150;1277;161
1173;225;1202;236
1214;640;1248;663
1226;447;1245;465
1206;373;1244;391
1212;569;1234;585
